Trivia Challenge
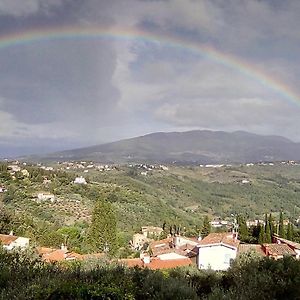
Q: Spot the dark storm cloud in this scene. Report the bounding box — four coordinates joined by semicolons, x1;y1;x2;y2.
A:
0;0;300;156
0;39;119;125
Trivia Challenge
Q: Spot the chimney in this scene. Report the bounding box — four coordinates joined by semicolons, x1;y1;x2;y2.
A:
9;230;13;236
143;255;151;264
173;235;181;249
140;252;151;264
61;243;68;252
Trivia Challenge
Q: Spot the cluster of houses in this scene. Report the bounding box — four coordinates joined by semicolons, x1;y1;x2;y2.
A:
56;161;118;173
0;232;104;262
127;226;300;271
1;229;300;270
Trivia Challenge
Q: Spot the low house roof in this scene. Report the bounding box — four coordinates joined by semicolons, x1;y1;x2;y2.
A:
36;247;57;255
263;243;296;256
150;237;174;256
119;257;192;270
40;248;82;262
273;235;300;250
199;233;240;249
149;257;192;270
150;237;198;258
0;234;18;245
119;258;144;268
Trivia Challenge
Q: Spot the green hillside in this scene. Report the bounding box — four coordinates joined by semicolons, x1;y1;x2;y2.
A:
1;162;300;251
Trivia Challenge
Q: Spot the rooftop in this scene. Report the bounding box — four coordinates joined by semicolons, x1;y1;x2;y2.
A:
263;243;296;257
273;235;300;250
199;233;240;248
119;257;192;270
0;234;18;245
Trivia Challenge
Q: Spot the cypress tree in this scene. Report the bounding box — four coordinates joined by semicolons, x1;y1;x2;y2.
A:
268;213;275;237
237;215;249;242
279;211;286;238
265;221;272;243
287;222;293;240
201;216;211;238
88;200;117;254
264;213;268;232
258;224;265;244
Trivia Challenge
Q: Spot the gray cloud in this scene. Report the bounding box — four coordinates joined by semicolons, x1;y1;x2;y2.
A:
0;0;300;156
0;0;67;17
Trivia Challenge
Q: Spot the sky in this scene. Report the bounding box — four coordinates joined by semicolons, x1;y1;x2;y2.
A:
0;0;300;157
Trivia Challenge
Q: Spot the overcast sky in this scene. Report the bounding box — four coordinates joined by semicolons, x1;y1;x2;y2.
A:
0;0;300;157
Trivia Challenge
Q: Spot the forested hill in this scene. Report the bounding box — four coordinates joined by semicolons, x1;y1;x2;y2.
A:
32;130;300;164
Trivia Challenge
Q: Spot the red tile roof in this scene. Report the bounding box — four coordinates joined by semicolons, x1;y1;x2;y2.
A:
273;236;300;250
263;244;296;257
36;247;57;255
149;236;199;257
0;234;18;245
119;258;144;268
119;257;192;270
149;258;192;270
199;233;240;248
150;238;174;256
39;248;82;262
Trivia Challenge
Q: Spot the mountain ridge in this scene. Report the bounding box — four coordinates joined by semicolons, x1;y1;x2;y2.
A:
28;130;300;164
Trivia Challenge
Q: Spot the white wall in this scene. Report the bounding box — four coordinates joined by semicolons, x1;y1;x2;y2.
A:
197;244;237;271
4;237;30;251
157;253;186;260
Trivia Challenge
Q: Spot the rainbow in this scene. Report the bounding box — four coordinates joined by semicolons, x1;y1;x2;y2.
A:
0;25;298;105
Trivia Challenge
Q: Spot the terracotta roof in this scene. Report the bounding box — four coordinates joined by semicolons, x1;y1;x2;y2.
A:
149;257;192;270
0;234;18;245
199;233;240;248
119;258;144;268
119;257;192;270
263;244;296;257
273;236;300;250
238;244;266;256
150;238;174;256
36;247;57;256
42;249;82;262
150;236;199;257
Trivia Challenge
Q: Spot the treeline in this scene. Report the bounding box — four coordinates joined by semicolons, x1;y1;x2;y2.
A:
0;249;300;299
237;212;300;244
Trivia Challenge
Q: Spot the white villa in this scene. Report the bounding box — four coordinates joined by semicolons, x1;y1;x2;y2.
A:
74;176;87;184
0;233;30;251
37;192;55;203
197;232;240;271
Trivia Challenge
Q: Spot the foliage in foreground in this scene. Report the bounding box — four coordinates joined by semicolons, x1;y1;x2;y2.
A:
1;250;300;299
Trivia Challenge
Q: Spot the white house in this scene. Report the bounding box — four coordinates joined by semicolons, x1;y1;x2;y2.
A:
0;186;7;193
7;165;21;172
197;233;240;271
0;234;30;251
37;192;55;203
74;176;87;184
